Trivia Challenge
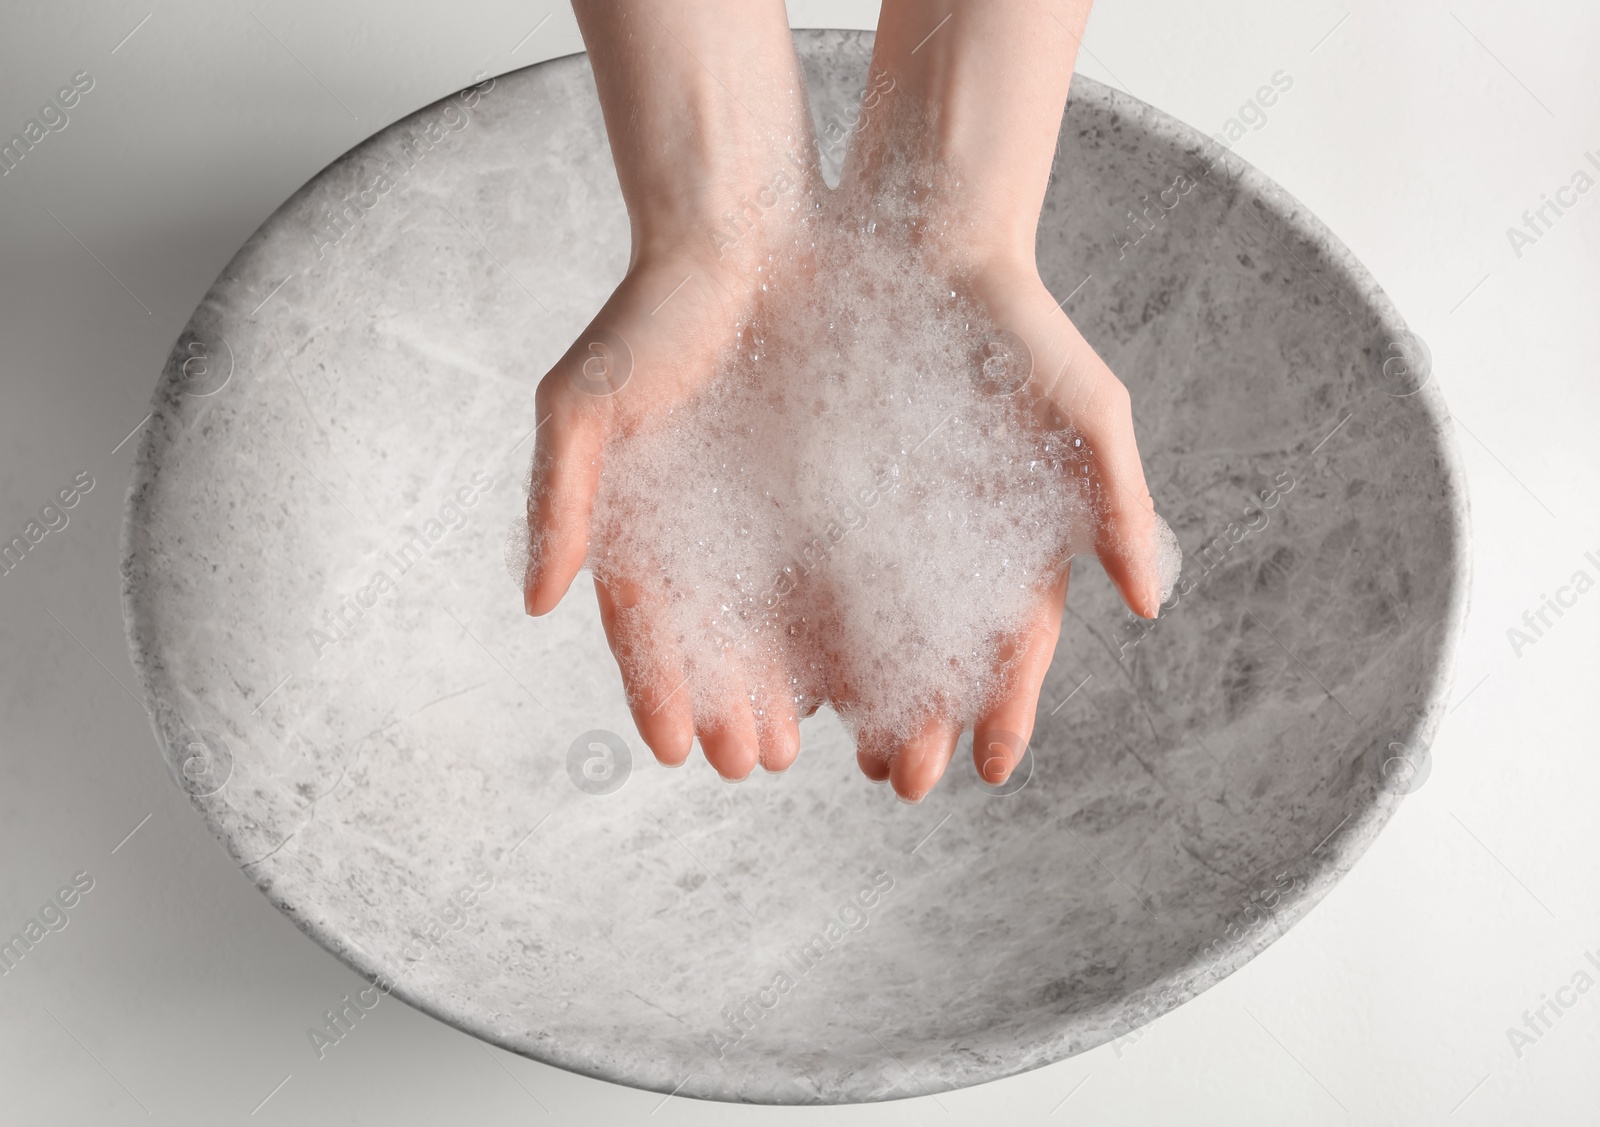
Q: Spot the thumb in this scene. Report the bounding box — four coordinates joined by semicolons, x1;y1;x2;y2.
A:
1042;330;1166;619
521;362;610;617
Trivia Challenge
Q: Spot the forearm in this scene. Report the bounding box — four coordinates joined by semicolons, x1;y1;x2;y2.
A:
571;0;811;265
856;0;1094;268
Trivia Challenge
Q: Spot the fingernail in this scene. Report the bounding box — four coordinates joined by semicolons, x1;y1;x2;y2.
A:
980;739;1013;781
895;790;925;805
523;587;537;616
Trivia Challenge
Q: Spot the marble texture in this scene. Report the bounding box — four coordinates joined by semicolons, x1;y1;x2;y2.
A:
121;31;1469;1104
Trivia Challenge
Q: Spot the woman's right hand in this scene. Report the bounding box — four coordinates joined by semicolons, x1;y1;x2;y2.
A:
520;0;819;781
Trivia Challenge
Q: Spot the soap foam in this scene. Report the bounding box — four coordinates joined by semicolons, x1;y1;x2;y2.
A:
511;151;1178;750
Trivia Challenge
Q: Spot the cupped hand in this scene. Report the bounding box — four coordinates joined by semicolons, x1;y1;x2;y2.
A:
522;251;801;780
526;0;1168;800
522;0;823;781
850;256;1166;803
831;0;1172;803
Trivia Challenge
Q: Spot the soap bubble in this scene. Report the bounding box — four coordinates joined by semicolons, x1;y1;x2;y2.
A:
1152;513;1183;606
513;142;1177;747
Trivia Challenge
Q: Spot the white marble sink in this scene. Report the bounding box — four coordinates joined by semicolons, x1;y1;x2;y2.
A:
122;31;1468;1103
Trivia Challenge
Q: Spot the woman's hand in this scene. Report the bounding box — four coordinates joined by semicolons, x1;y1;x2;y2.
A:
521;0;820;780
842;0;1165;802
528;0;1160;803
847;258;1162;802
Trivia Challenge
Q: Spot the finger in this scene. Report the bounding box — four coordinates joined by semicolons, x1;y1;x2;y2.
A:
757;712;801;774
1043;328;1161;619
693;666;761;782
752;613;818;775
750;670;802;774
832;670;891;783
523;378;606;617
886;712;962;804
856;747;891;783
973;564;1069;783
593;576;695;767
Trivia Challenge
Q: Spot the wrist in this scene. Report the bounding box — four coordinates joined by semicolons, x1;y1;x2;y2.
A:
841;88;1049;276
575;0;815;269
847;2;1082;275
630;149;819;287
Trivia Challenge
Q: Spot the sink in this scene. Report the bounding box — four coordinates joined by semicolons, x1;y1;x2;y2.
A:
122;30;1468;1103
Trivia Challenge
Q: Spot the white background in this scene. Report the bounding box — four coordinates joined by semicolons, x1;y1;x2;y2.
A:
0;1;1596;1124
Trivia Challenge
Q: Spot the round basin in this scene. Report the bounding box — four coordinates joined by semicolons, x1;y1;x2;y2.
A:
122;29;1468;1103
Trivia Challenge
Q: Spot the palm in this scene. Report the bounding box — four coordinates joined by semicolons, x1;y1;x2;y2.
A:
523;242;826;778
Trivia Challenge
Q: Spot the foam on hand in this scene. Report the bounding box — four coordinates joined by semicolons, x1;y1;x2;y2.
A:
510;155;1177;752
